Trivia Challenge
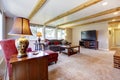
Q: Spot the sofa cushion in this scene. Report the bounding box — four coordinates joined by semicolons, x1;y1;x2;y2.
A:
45;39;48;42
46;39;62;45
46;41;50;45
54;41;60;45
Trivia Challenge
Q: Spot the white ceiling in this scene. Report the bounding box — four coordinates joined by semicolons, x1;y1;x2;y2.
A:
1;0;120;28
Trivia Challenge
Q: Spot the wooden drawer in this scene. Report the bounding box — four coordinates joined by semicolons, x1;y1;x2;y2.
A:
114;63;120;69
114;50;120;69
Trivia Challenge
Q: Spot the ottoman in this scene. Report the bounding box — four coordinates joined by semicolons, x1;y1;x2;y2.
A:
44;50;58;64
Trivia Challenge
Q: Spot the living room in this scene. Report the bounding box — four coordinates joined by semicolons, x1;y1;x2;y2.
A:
0;0;120;80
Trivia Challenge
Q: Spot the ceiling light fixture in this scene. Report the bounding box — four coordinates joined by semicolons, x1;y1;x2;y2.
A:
108;27;112;31
118;25;120;29
102;2;108;6
112;19;116;21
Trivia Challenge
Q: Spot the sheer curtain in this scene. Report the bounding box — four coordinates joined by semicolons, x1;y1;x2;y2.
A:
28;24;44;40
57;29;65;39
45;27;56;39
28;24;66;40
0;11;8;80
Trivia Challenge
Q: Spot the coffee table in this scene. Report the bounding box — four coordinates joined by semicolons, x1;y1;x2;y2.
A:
59;45;80;56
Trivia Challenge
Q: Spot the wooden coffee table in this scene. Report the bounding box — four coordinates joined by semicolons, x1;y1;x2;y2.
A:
59;45;80;56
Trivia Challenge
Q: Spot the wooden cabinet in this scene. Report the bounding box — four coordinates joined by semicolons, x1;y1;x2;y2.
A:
10;51;48;80
114;50;120;69
80;40;98;49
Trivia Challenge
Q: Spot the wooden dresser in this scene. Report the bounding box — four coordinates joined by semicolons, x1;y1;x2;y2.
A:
114;50;120;69
10;51;48;80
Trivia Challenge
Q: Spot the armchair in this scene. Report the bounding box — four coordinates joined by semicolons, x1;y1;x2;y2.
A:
0;39;18;78
0;39;33;80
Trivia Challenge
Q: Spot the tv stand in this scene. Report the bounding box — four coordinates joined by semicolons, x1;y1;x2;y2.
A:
79;40;98;49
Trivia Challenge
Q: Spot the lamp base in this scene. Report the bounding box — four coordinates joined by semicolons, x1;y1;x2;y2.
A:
17;53;27;58
38;37;41;43
16;36;29;58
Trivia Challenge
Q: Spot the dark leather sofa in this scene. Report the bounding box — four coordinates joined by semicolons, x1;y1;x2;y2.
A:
44;39;71;52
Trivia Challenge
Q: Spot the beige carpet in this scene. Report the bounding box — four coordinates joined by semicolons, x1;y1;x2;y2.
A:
48;48;120;80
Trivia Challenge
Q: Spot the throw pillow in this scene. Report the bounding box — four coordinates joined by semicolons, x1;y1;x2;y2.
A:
45;39;48;42
62;40;67;45
46;41;50;45
54;41;59;45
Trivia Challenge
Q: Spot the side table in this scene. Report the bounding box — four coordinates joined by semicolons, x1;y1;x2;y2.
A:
10;51;48;80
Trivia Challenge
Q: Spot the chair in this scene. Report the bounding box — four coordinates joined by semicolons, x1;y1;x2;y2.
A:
0;39;18;78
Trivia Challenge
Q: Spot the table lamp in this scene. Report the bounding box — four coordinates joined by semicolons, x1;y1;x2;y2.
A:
36;32;42;43
8;17;32;58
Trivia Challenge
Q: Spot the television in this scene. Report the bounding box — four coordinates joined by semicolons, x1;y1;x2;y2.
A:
81;30;97;41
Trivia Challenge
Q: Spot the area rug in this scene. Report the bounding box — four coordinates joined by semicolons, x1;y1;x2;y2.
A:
48;48;120;80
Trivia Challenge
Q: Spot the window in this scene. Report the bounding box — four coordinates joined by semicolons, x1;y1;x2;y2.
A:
28;24;66;40
28;24;43;40
0;11;3;49
57;29;65;39
45;27;56;39
0;11;3;40
28;26;37;40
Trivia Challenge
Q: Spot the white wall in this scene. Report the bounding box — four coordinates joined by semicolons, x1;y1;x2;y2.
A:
72;22;109;50
65;28;72;43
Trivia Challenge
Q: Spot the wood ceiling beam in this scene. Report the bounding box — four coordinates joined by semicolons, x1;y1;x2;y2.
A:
108;21;120;24
60;16;120;28
30;23;55;28
44;0;102;25
57;7;120;27
28;0;46;19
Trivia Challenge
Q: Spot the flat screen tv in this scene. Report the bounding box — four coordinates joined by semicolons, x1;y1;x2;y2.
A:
81;30;97;41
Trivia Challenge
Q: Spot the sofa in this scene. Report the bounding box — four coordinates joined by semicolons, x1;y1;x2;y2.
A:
44;39;71;52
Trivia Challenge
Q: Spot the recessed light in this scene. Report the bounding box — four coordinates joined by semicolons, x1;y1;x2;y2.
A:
112;19;116;21
113;12;119;15
102;2;108;6
118;24;120;28
108;27;112;30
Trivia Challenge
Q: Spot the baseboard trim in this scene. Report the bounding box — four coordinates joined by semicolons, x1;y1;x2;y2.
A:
98;48;109;51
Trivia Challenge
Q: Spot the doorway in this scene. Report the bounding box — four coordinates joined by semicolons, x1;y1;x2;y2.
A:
114;29;120;46
108;21;120;50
